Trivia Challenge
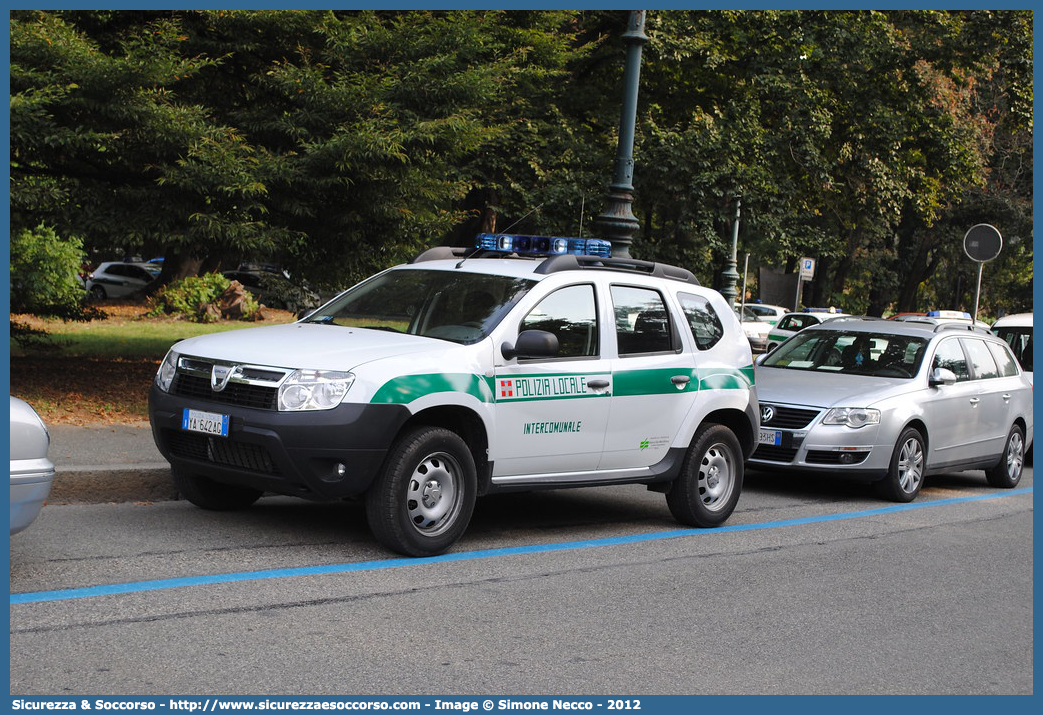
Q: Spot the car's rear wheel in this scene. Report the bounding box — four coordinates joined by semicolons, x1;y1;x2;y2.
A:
666;423;743;527
874;427;924;502
172;465;263;510
365;426;477;557
985;425;1025;489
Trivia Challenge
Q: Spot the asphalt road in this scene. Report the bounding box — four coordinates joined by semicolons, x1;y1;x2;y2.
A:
9;465;1033;696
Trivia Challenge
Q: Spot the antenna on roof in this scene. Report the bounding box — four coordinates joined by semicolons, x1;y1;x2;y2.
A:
578;196;585;238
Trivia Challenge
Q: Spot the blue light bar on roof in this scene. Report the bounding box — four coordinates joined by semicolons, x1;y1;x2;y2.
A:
476;233;612;258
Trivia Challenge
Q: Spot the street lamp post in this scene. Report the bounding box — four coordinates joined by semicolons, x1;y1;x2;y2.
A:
720;195;741;307
596;11;649;258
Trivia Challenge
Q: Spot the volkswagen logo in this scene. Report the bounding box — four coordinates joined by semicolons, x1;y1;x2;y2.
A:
761;405;775;424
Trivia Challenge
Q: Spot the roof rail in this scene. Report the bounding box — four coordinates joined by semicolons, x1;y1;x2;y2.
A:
410;246;480;263
934;323;991;334
534;254;700;286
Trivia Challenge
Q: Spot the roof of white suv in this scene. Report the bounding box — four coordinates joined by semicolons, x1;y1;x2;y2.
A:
410;244;701;285
993;312;1032;329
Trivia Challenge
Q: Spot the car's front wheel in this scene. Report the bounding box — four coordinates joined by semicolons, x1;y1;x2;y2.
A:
874;427;924;502
666;423;743;527
985;425;1025;489
89;285;106;301
172;465;264;510
365;426;477;557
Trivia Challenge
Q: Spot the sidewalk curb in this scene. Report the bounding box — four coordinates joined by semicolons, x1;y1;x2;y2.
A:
50;466;179;505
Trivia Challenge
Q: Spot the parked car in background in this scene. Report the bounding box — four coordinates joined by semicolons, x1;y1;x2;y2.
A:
891;310;982;327
765;309;852;353
737;306;772;353
10;396;55;535
222;268;322;315
85;261;160;300
752;320;1032;502
744;303;788;326
992;312;1032;381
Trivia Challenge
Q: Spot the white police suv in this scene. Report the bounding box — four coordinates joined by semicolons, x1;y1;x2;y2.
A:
149;235;759;556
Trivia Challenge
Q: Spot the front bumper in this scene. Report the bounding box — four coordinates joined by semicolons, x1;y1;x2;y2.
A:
10;459;55;535
746;335;768;353
149;385;411;500
749;418;892;481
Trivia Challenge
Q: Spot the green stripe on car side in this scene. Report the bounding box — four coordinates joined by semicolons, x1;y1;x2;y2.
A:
371;365;754;405
613;366;754;395
371;373;495;404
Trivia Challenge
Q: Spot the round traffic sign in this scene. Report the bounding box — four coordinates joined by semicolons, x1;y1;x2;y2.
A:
963;224;1002;262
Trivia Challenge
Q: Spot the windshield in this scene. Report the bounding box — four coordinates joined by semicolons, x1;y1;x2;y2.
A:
303;268;536;344
762;330;929;378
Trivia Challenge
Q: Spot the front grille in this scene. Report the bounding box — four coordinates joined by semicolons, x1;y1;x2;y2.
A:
761;405;820;429
752;445;799;462
173;373;278;410
164;429;281;475
806;450;869;465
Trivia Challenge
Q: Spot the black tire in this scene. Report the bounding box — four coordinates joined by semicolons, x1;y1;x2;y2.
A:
89;285;106;301
874;427;925;502
985;425;1025;489
365;426;477;557
172;465;263;510
666;423;743;527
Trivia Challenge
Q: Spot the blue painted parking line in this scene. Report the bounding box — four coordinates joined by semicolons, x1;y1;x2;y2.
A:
11;487;1032;605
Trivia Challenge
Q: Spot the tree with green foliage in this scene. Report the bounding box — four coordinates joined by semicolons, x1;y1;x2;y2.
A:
10;9;1032;317
10;10;595;292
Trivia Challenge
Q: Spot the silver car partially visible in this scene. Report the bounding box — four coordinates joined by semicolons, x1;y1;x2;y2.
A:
10;396;55;534
752;321;1033;502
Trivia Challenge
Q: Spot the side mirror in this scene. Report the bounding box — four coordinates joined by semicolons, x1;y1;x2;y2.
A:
929;367;958;387
755;353;768;366
501;330;559;360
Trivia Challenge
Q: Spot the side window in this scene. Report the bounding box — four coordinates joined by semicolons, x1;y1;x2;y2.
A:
962;338;1000;380
932;339;971;381
996;329;1032;371
128;266;153;281
520;284;598;359
612;286;674;356
107;265;128;278
678;292;723;350
986;341;1020;378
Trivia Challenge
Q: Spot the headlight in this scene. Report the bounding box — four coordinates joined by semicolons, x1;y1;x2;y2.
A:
156;350;179;392
822;407;881;429
278;370;355;411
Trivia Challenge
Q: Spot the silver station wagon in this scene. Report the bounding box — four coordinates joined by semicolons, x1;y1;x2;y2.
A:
751;320;1032;502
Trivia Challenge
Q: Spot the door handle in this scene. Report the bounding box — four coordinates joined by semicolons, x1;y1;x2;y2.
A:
1002;393;1012;401
587;379;610;389
671;375;691;386
969;397;980;405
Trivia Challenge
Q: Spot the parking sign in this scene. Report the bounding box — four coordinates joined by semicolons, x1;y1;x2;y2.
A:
799;257;815;280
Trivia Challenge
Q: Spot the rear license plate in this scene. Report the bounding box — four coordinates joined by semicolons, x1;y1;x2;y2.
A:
182;408;229;437
758;429;782;446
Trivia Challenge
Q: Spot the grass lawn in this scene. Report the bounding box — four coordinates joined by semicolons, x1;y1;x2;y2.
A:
11;303;297;424
11;304;297;359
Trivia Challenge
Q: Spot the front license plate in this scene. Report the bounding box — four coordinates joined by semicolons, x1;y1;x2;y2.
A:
182;408;229;437
758;429;782;446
